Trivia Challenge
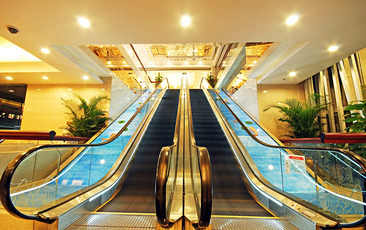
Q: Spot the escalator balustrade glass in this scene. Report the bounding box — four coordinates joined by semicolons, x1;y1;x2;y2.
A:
201;80;366;225
0;85;165;218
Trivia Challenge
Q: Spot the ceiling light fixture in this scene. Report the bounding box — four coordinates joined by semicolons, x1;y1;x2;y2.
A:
289;71;296;77
68;88;72;91
77;17;90;28
42;76;48;80
5;76;13;80
82;75;89;80
328;45;339;52
286;14;299;25
41;48;50;54
9;89;14;93
180;15;192;27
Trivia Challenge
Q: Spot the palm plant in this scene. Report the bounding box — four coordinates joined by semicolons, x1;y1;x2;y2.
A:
62;94;110;138
264;94;328;138
344;100;366;133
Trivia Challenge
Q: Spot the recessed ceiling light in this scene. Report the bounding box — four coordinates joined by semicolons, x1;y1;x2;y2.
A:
184;61;188;64
101;88;105;91
82;75;89;80
42;76;48;80
9;89;14;93
68;88;72;91
289;71;296;77
37;89;42;91
77;17;90;28
328;45;339;52
180;15;192;27
5;76;13;80
41;48;50;54
254;61;257;63
286;14;299;25
100;159;105;164
107;61;111;64
263;90;268;93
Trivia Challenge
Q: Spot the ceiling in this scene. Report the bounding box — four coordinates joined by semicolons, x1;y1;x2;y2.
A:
0;0;365;86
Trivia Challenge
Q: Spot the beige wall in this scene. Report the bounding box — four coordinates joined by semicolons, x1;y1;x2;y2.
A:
21;81;111;135
258;83;305;138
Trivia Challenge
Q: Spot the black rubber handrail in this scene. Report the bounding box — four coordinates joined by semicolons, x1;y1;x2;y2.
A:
155;86;182;228
0;79;169;223
200;77;366;228
187;85;212;229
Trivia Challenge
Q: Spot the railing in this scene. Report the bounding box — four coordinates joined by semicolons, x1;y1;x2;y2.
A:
280;133;366;144
186;79;212;229
156;86;182;228
200;77;366;228
0;79;169;223
0;130;89;142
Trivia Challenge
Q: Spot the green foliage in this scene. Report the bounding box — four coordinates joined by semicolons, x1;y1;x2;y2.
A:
206;74;217;88
344;100;366;133
264;94;329;138
62;94;110;138
155;72;163;87
343;100;366;157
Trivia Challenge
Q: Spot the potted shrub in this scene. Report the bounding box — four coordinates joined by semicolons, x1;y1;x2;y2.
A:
62;94;110;138
264;94;329;138
206;74;217;88
155;72;163;87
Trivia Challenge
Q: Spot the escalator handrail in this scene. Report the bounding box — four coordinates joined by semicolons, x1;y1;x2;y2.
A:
155;87;182;228
0;79;169;222
186;86;212;228
200;77;366;228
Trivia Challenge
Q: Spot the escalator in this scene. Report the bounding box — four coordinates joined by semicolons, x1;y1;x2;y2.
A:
190;89;271;217
190;89;297;229
195;78;366;229
94;89;179;214
0;80;183;229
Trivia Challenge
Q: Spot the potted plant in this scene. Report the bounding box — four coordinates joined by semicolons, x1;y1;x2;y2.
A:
155;72;163;87
343;100;366;157
264;94;329;138
206;74;217;88
62;94;110;138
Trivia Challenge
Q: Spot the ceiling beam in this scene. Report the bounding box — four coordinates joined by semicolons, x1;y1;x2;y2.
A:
211;43;233;78
216;43;246;89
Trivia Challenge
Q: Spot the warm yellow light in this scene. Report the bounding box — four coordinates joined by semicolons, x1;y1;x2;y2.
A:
41;48;50;54
328;45;339;52
289;71;296;77
199;60;203;64
180;15;192;27
82;75;89;80
68;88;72;91
77;17;90;28
0;37;41;62
42;76;48;80
286;14;299;25
5;76;13;80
